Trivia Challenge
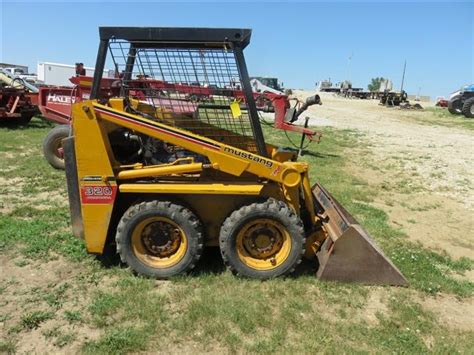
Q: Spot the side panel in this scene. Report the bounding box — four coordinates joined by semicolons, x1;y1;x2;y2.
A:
71;102;117;254
63;137;83;238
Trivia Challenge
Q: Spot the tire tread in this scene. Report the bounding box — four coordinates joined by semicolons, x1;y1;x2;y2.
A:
219;198;305;279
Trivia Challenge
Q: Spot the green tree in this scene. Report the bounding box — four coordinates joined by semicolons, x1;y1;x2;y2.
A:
368;77;385;92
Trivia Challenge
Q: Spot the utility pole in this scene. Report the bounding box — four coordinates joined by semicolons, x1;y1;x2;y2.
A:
400;60;407;93
348;51;353;83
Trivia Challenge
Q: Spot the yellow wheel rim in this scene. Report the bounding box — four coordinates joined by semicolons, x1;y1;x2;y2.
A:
236;218;291;271
131;216;187;268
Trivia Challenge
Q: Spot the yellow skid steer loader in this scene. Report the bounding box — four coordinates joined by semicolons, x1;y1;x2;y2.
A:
63;27;406;284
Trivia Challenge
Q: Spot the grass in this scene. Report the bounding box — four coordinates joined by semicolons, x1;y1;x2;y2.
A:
0;117;473;353
404;106;474;131
21;311;54;330
83;326;150;355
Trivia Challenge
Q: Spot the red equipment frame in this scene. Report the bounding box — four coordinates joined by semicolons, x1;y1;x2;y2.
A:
38;76;320;141
0;87;39;122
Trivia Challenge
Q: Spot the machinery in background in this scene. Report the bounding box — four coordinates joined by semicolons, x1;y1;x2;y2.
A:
316;79;340;93
250;78;284;95
379;90;408;106
0;69;39;125
62;26;407;285
435;97;448;108
447;84;474;118
1;66;37;83
317;80;371;99
250;77;284;93
39;71;321;169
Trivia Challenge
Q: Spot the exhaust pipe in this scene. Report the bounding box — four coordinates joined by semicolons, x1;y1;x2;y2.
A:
313;183;407;286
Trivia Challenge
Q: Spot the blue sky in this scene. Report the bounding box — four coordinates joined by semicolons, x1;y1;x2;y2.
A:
1;1;473;98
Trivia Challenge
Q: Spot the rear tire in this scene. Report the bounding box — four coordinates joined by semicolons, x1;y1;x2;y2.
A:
43;125;70;169
116;200;203;279
448;95;462;115
219;198;305;279
461;97;474;118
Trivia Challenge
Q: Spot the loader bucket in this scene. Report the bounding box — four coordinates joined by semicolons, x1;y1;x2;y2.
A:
312;183;407;286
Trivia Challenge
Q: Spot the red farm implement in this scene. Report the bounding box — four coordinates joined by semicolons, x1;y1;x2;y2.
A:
0;69;40;125
39;75;322;169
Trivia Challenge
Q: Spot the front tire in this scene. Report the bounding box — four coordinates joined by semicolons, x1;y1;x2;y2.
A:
448;95;462;115
219;198;305;279
116;200;203;279
461;97;474;118
43;125;70;169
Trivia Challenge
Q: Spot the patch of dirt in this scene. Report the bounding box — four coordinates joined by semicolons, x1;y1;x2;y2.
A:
22;190;68;209
0;177;67;214
0;253;104;353
420;294;474;331
161;340;228;354
382;195;472;261
357;288;390;325
0;152;16;159
319;288;390;326
0;177;27;214
451;269;474;283
297;91;473;259
0;165;18;173
301;91;473;207
356;169;474;260
0;176;26;192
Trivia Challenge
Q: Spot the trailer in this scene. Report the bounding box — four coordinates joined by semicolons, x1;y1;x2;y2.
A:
379;90;408;106
37;62;114;86
340;87;372;99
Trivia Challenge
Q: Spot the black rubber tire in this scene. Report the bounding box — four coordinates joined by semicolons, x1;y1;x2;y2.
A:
461;97;474;118
448;95;463;115
219;198;305;279
116;200;203;279
43;125;69;170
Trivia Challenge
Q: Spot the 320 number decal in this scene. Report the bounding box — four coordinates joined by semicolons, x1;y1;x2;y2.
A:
80;185;117;204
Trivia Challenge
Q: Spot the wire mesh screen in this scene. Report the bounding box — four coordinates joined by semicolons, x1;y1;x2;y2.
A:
108;40;258;153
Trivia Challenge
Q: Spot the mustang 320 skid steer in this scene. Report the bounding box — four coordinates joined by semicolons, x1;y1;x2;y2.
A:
63;27;406;284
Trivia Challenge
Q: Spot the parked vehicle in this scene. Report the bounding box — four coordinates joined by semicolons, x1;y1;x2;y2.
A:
435;96;448;108
447;84;474;118
2;67;37;83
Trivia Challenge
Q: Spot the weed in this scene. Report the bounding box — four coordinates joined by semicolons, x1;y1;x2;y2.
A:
42;327;76;348
64;310;83;323
13;259;29;267
21;310;54;330
0;339;16;354
82;326;149;355
54;333;76;348
44;283;70;309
